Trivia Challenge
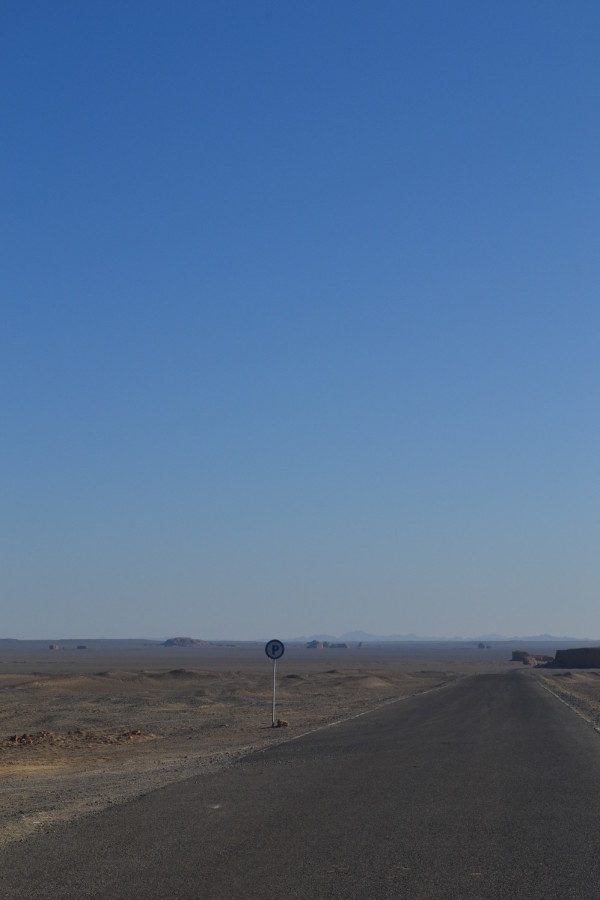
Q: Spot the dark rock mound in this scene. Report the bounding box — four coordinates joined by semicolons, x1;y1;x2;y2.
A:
553;647;600;668
162;637;207;647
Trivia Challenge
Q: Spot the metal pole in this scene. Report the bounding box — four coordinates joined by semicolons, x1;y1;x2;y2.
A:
272;659;277;727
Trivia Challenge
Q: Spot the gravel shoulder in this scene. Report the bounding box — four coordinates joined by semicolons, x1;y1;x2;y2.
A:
535;668;600;730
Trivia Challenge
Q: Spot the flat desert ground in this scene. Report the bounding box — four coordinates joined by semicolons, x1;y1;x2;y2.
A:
0;639;597;848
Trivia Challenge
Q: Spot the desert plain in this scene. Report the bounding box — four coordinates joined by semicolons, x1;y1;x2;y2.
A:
1;638;599;850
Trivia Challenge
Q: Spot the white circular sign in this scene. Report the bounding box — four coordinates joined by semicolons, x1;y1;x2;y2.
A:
265;639;285;660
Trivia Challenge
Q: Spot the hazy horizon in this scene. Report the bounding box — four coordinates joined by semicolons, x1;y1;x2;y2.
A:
3;3;599;641
1;630;599;645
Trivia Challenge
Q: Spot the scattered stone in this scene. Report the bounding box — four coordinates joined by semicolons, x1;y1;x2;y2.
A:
3;729;149;749
7;732;54;746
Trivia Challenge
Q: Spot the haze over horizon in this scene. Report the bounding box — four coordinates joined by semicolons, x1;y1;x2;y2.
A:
0;630;598;645
3;2;599;641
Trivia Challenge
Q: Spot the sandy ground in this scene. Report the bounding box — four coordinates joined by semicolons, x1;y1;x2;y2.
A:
0;639;548;848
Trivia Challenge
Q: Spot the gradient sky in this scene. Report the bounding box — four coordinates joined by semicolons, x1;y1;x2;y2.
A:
2;1;599;640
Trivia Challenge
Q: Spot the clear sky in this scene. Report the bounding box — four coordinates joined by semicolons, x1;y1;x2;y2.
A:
2;1;599;640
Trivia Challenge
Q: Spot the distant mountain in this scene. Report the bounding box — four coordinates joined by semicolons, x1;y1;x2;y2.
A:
289;631;598;644
477;633;597;643
291;634;340;644
290;631;446;643
340;631;423;642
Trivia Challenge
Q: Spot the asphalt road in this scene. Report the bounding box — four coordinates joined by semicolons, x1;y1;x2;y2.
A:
4;671;600;899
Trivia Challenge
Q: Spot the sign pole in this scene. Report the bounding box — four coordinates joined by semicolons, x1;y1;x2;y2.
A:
264;639;285;728
272;659;277;727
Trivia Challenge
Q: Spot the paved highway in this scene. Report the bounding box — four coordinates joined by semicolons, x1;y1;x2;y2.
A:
4;672;600;899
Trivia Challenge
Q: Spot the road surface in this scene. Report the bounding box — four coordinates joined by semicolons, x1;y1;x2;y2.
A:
3;671;600;899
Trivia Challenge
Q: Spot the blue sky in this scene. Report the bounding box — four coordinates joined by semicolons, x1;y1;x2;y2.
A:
2;1;599;639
